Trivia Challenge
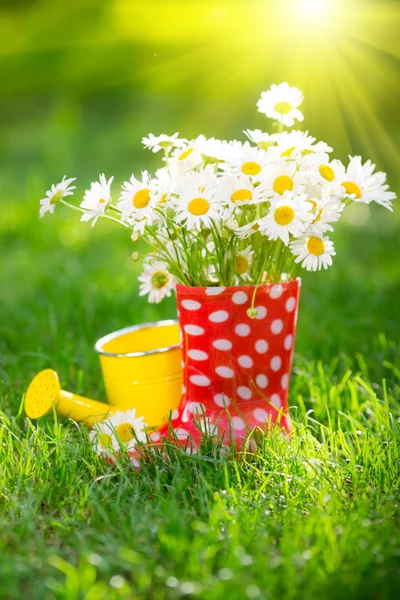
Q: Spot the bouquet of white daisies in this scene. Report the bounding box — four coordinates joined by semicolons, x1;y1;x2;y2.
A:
40;82;396;304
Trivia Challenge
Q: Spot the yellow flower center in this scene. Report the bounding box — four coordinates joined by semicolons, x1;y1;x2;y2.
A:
188;197;209;215
179;148;193;161
151;270;169;289
274;205;295;226
231;189;252;203
235;255;249;274
252;223;260;231
99;433;112;449
281;146;295;158
342;181;361;199
241;162;261;176
116;423;134;442
274;101;292;115
273;175;293;195
307;236;325;256
133;188;151;209
319;164;335;182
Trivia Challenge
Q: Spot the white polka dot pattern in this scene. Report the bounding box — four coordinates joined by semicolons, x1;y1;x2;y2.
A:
232;291;248;305
237;386;252;400
255;374;268;389
213;339;232;351
281;374;289;389
271;319;283;334
215;366;234;378
176;428;189;439
284;334;293;350
189;375;211;387
232;416;245;430
255;306;267;319
214;393;231;407
255;339;268;354
205;287;226;296
209;310;229;323
186;402;205;414
188;349;208;361
181;299;201;311
235;323;251;337
270;394;281;409
238;355;253;368
270;356;282;371
269;284;283;299
254;408;268;422
285;297;296;312
184;324;204;336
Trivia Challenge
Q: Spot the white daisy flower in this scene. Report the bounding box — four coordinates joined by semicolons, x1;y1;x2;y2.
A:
169;139;204;173
118;171;157;231
290;234;335;271
142;132;185;153
80;174;114;226
307;194;343;235
234;220;261;239
244;129;281;150
300;152;344;191
272;130;326;161
175;166;218;197
235;245;255;280
258;192;312;245
257;82;304;127
101;409;147;452
39;176;76;218
138;259;175;304
175;190;221;231
310;140;334;155
259;159;305;198
89;424;115;457
216;173;264;217
222;140;249;163
337;156;396;210
194;136;232;164
174;169;220;230
222;142;268;179
148;169;176;231
153;167;176;207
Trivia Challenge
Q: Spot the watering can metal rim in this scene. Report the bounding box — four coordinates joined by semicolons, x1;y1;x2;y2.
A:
94;319;181;358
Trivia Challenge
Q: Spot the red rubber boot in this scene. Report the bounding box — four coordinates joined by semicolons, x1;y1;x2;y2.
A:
152;280;301;453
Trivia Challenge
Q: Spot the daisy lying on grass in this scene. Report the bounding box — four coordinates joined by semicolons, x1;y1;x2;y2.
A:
90;409;147;455
39;82;396;304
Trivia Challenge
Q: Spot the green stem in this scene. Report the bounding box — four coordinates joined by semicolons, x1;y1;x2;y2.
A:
60;200;131;229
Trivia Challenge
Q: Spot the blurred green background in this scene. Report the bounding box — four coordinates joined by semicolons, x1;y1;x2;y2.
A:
1;0;400;407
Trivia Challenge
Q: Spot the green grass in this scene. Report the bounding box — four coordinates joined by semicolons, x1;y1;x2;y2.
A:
1;194;400;599
1;357;399;599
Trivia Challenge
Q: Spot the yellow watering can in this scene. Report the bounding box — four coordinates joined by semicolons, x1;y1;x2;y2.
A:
25;320;183;428
25;368;113;427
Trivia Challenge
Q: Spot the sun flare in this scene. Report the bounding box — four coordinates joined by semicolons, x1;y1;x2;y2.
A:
298;0;329;17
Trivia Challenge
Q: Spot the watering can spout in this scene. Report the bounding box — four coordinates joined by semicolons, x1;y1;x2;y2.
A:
24;369;113;427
